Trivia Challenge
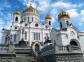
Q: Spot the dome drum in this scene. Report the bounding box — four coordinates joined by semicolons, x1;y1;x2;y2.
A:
22;12;39;17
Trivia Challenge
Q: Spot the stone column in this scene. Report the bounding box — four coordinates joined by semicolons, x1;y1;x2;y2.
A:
8;42;15;53
54;43;59;53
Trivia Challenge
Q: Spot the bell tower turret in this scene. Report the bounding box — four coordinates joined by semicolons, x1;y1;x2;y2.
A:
58;10;70;30
11;10;21;31
45;14;52;26
11;10;21;30
13;10;21;23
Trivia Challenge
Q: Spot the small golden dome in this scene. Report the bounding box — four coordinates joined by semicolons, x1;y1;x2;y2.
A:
45;14;52;19
14;10;20;15
58;10;70;20
23;6;39;14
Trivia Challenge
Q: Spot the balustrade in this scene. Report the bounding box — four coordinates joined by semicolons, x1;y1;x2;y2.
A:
59;46;67;51
59;45;81;52
71;46;81;51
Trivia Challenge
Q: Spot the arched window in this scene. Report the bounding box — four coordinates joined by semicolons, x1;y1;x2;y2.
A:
49;21;51;25
25;24;27;26
28;17;29;22
33;32;40;40
25;31;27;40
35;44;40;53
15;17;18;22
5;37;7;44
32;17;33;22
60;23;62;28
14;34;16;42
15;27;17;29
66;21;69;25
5;35;9;44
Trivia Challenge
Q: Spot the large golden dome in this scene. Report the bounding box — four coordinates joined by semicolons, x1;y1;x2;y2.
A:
45;14;52;19
14;10;20;15
58;10;70;20
23;6;39;14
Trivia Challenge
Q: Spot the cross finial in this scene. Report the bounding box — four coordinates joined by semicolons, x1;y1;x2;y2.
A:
30;0;34;6
47;9;50;15
30;3;32;6
15;5;19;10
60;5;64;12
61;9;64;12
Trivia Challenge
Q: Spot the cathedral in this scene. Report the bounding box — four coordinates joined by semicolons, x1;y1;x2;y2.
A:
1;5;52;52
0;4;84;62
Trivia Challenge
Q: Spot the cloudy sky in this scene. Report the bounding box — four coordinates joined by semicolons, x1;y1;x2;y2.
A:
0;0;84;40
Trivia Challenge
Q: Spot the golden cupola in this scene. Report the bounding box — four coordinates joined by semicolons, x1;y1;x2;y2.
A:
58;10;70;20
22;5;39;14
14;10;20;15
45;14;52;20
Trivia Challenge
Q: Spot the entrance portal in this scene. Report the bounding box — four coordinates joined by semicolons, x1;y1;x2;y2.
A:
35;44;40;53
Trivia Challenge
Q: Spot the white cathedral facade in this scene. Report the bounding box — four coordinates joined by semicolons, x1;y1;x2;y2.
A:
1;5;52;50
1;4;84;62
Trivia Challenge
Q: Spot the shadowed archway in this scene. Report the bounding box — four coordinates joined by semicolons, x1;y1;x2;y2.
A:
17;40;27;48
69;39;81;51
35;44;40;53
70;41;78;46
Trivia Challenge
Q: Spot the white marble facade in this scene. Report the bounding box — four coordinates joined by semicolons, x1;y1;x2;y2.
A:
1;5;52;50
2;5;84;55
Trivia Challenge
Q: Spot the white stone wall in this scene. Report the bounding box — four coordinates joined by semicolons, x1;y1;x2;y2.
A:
79;32;84;53
1;30;10;44
51;26;80;46
60;27;79;46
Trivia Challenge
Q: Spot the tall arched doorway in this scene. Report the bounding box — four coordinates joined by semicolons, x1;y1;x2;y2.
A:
35;44;40;53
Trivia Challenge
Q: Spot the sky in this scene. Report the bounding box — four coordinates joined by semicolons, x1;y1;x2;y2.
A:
0;0;84;41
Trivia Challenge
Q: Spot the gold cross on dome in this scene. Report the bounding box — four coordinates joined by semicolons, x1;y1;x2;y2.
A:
15;5;19;10
30;0;34;6
60;5;65;12
30;2;32;6
47;9;50;15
